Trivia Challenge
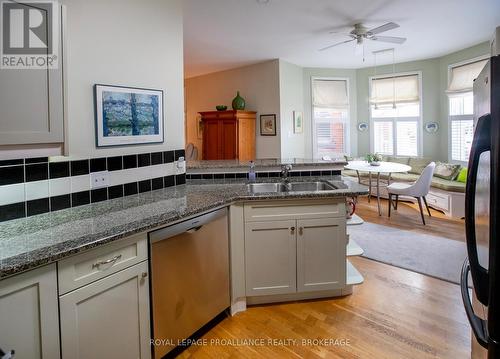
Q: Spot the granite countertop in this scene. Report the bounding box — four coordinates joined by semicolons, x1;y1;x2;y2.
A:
0;177;367;279
187;158;348;169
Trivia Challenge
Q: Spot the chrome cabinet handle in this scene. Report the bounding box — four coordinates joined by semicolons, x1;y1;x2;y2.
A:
92;254;122;269
290;226;295;234
299;227;303;235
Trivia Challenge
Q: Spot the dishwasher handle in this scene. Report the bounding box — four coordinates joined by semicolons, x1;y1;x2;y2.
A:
149;208;227;243
186;226;203;233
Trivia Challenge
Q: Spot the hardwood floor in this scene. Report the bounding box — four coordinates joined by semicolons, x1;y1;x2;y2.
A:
179;257;470;359
355;196;466;242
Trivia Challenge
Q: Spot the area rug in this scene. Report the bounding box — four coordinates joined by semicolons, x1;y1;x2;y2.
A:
348;222;473;284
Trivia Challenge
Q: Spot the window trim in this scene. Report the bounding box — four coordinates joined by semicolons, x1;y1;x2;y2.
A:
310;76;351;158
368;70;423;156
447;54;489;164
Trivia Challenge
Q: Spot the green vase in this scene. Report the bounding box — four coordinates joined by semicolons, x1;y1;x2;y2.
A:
231;91;245;110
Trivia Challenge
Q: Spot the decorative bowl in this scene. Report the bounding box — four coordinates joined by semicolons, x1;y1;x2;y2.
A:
370;161;381;166
216;105;227;111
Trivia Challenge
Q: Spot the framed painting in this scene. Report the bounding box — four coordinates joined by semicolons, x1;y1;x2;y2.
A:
293;111;303;134
260;114;276;136
94;84;164;147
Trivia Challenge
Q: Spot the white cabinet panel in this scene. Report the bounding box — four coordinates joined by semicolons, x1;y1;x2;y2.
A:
0;3;64;145
60;261;151;359
297;217;346;292
0;264;60;359
245;220;297;296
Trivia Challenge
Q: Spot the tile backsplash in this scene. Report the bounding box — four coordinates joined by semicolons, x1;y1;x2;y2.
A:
0;149;186;222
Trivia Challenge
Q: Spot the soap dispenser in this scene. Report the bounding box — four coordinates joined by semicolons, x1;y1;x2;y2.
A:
248;161;256;182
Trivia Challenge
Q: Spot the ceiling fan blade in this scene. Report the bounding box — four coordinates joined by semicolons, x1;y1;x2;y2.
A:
318;39;355;51
367;22;399;35
371;35;406;44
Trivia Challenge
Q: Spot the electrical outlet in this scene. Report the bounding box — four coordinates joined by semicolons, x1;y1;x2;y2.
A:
90;171;109;189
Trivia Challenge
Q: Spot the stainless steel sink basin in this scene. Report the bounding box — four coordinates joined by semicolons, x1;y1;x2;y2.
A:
247;181;336;194
246;182;287;194
287;181;336;192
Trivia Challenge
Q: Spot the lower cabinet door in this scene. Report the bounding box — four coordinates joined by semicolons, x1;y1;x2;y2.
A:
245;220;296;296
60;261;151;359
0;264;60;359
297;217;346;292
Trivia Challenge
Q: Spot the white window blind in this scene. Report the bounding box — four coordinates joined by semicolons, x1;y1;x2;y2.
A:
451;118;474;162
370;74;420;106
312;79;350;157
370;72;421;156
447;59;487;94
448;58;486;162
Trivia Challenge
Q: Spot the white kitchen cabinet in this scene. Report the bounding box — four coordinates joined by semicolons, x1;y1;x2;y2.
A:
0;264;60;359
244;220;297;296
297;218;346;292
0;3;64;145
243;199;348;298
59;261;151;359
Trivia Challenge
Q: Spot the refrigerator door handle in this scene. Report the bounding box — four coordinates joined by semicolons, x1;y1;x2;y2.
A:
465;114;491;305
461;259;489;348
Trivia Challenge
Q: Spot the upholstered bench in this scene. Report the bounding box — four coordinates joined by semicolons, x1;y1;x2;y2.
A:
342;156;465;218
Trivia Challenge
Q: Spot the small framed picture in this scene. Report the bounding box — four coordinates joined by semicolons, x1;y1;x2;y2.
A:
293;111;303;134
94;84;164;147
260;114;276;136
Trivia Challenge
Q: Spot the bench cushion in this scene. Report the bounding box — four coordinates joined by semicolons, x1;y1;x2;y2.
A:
341;169;465;193
430;177;466;192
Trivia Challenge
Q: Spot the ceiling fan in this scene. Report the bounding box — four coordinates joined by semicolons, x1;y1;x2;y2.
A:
319;22;406;52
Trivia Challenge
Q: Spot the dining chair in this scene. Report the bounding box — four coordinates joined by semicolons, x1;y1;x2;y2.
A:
387;162;436;225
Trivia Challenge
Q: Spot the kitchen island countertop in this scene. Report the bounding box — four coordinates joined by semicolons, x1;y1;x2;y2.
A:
0;177;367;278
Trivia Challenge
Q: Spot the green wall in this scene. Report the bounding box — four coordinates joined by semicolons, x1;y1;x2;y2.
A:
354;41;490;160
438;42;490;160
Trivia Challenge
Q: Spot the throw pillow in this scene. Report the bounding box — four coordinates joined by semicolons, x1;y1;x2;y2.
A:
456;167;468;183
386;156;410;165
434;162;462;180
408;157;431;175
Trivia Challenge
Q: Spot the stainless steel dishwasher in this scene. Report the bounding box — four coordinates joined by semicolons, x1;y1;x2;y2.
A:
148;208;230;358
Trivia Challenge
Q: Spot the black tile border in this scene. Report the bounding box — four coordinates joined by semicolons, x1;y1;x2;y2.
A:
0;149;186;223
186;170;340;180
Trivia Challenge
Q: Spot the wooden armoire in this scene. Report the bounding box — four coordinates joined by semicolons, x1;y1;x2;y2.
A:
199;110;256;160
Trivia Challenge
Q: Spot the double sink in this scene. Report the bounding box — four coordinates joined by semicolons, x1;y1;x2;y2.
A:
247;181;337;194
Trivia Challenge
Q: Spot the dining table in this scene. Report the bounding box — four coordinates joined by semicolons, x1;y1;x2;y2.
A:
344;161;412;216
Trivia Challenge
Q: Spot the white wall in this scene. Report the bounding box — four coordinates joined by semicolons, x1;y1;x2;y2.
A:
185;60;281;158
302;67;358;158
63;0;184;158
279;60;305;158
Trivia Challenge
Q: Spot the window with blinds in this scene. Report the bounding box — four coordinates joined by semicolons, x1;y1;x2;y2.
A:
312;78;350;157
447;58;487;162
369;73;421;156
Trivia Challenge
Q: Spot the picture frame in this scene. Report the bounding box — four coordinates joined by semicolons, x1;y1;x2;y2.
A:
260;114;276;136
94;84;164;147
293;111;303;134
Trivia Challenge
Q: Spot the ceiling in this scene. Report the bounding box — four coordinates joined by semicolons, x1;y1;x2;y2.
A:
183;0;500;78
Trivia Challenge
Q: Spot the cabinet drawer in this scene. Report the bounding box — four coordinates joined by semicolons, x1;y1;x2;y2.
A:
426;192;450;211
58;233;147;294
244;199;345;222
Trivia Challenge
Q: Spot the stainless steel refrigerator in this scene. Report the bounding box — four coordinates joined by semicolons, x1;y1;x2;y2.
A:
462;36;500;358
